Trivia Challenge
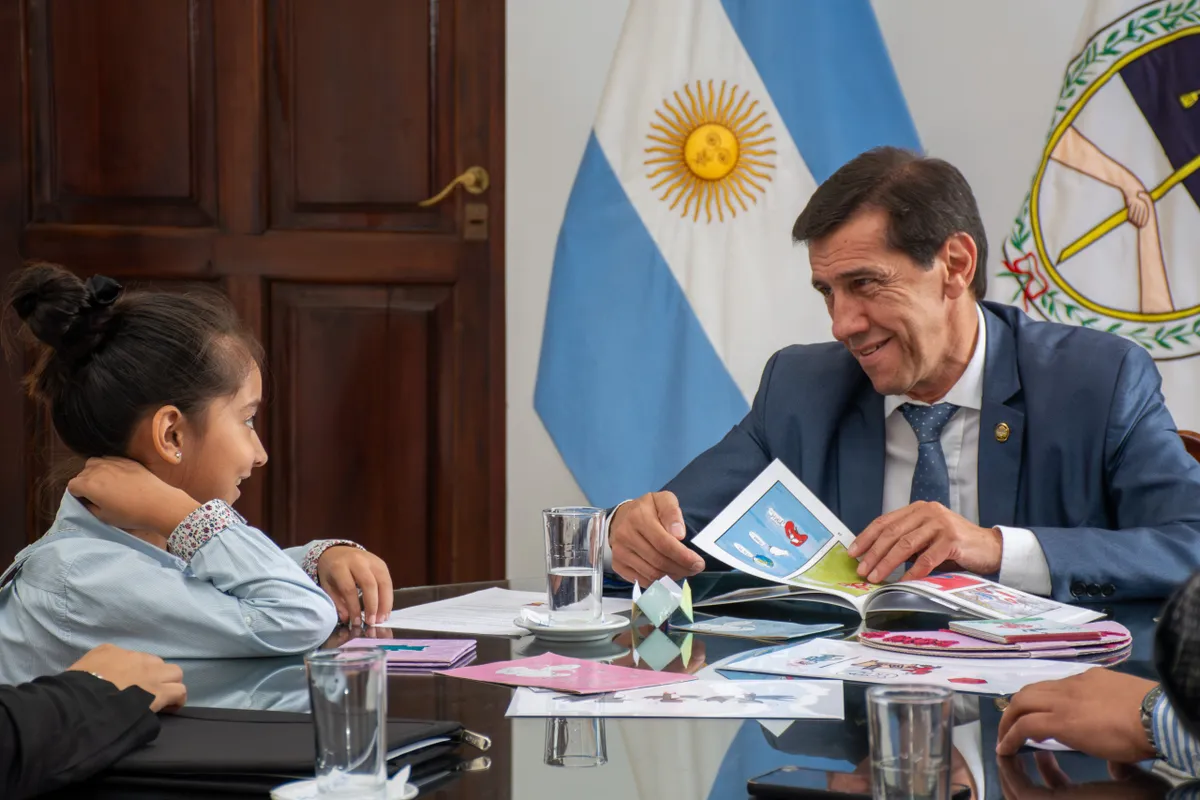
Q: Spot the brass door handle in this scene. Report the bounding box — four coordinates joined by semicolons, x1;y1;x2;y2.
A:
418;166;490;207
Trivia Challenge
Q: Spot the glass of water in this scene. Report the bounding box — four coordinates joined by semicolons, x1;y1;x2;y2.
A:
543;507;606;625
867;685;953;800
305;648;388;797
543;717;608;767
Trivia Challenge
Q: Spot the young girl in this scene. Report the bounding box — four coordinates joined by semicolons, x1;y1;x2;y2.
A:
0;263;394;683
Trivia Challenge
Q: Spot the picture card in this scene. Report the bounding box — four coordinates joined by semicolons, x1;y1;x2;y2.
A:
438;652;694;694
505;679;844;720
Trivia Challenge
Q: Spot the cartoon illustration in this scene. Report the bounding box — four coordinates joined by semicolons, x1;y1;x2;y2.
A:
947;677;988;685
767;545;791;558
784;520;809;548
839;582;873;592
749;531;768;550
653;691;686;704
752;554;775;568
789;654;845;668
853;659;938;676
496;664;581;679
733;542;755;559
956;585;1056;618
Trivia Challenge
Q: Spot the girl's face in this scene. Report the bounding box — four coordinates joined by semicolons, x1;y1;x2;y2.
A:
174;364;268;504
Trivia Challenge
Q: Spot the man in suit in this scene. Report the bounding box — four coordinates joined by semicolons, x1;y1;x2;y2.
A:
609;146;1200;602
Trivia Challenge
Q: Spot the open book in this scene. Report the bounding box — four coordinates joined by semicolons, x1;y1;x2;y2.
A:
690;460;1103;625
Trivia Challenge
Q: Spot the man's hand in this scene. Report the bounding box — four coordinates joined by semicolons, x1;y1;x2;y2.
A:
609;492;705;587
317;547;394;626
67;457;200;539
68;643;187;713
996;670;1158;762
998;753;1168;800
847;501;1002;583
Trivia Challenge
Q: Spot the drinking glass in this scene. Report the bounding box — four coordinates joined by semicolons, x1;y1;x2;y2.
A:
543;507;606;625
867;685;954;800
305;648;388;797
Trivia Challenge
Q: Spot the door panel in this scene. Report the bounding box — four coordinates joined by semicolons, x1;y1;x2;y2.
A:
0;0;506;587
28;0;217;226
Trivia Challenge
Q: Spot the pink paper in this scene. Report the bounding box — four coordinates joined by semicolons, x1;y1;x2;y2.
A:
858;623;1130;655
438;652;696;694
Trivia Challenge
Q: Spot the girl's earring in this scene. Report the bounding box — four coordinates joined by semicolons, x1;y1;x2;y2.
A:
175;452;182;462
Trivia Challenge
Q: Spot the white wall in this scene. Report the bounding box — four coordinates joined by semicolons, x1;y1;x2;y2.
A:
506;0;1092;580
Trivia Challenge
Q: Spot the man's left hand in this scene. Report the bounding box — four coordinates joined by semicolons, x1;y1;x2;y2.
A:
317;547;394;626
848;501;1002;583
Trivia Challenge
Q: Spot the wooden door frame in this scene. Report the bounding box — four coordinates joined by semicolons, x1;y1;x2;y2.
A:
0;0;506;581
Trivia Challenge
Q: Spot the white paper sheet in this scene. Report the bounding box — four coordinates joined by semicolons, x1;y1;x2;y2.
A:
379;587;632;637
725;638;1093;696
505;679;844;720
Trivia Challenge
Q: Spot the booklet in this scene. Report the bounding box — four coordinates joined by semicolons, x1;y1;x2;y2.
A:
724;638;1094;696
690;460;1103;625
947;618;1106;644
340;638;477;672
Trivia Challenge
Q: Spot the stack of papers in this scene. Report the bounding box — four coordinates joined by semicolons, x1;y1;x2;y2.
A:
378;587;633;637
341;638;477;673
857;620;1131;661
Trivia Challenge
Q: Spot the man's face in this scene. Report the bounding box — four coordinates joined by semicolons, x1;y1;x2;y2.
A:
808;208;964;399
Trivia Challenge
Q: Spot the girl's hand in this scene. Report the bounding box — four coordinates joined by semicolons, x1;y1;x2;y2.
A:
316;547;394;626
68;457;200;538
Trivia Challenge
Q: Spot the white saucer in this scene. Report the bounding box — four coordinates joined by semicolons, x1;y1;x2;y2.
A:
513;614;630;642
271;779;416;800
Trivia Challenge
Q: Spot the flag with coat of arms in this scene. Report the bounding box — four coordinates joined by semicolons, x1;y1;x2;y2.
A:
535;0;921;508
992;0;1200;429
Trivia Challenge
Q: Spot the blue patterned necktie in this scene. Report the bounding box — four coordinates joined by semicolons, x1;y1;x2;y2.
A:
899;402;960;507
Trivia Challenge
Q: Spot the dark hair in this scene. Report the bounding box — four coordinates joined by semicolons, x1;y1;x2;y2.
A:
5;262;264;457
792;147;988;298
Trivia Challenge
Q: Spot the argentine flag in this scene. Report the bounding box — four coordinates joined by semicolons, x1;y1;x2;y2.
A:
536;0;920;508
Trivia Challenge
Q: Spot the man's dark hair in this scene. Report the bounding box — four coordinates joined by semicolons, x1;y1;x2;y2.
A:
792;147;988;298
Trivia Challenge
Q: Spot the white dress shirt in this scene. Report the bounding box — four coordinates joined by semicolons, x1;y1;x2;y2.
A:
881;304;1051;595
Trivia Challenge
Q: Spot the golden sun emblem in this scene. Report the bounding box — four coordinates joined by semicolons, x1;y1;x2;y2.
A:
645;79;776;223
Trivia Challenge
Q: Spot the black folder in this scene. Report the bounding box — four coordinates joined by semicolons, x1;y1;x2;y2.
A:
87;707;491;795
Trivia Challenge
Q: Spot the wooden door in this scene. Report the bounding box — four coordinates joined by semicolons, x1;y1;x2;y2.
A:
0;0;506;586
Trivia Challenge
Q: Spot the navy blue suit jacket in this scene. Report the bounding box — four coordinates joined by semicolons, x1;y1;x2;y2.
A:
665;301;1200;602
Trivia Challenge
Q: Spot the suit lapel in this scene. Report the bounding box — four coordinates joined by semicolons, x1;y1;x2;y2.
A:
837;380;885;535
977;305;1024;529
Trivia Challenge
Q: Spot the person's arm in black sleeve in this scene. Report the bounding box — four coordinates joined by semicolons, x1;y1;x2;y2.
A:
0;671;160;800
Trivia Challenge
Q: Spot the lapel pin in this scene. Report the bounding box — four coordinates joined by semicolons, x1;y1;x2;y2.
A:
994;422;1011;443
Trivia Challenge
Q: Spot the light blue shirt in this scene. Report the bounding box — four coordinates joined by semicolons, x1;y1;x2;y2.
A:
0;493;339;683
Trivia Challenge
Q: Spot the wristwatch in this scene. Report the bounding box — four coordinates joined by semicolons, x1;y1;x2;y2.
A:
1141;684;1166;759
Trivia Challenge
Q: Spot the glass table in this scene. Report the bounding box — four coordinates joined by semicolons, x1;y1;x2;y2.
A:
70;577;1192;799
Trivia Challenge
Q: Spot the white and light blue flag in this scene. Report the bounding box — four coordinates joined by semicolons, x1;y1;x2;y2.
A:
535;0;920;507
989;0;1200;430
